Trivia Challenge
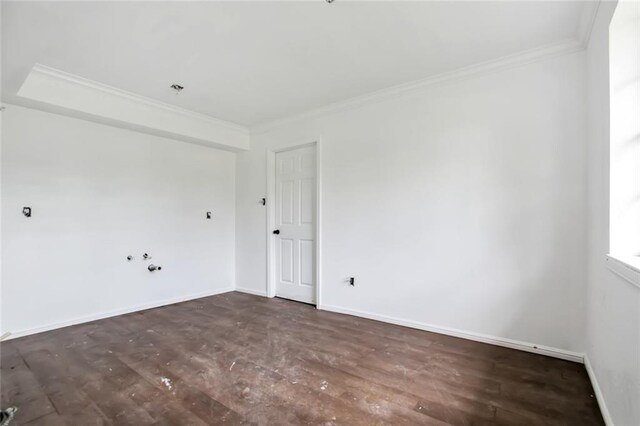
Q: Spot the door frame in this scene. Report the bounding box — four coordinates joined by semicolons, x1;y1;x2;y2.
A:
266;138;322;307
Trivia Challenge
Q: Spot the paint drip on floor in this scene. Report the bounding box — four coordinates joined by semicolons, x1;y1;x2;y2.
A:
160;377;172;390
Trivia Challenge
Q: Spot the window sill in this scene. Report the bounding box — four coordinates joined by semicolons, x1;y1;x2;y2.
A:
606;254;640;288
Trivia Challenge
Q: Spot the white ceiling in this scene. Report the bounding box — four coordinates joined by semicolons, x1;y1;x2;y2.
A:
2;1;588;127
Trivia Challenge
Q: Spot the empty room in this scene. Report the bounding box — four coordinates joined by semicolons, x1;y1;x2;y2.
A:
0;0;638;425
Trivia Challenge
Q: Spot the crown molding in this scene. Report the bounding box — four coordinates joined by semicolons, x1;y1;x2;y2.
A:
31;64;248;133
251;38;584;134
17;64;250;151
577;0;602;47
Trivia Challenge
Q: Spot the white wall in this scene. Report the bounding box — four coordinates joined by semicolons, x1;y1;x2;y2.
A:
237;51;588;354
1;104;236;337
586;2;640;424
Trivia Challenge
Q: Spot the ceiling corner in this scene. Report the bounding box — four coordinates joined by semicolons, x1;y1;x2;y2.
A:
576;0;602;47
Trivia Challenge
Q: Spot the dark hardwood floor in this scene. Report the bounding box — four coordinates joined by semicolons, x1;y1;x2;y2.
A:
1;292;603;425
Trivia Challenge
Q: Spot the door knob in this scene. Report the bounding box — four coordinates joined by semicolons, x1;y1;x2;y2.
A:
273;229;280;235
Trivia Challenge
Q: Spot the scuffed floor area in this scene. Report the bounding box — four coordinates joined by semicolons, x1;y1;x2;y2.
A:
1;292;603;425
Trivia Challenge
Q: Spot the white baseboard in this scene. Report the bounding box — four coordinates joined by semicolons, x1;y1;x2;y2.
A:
235;287;268;297
3;287;235;340
584;354;614;425
319;303;584;363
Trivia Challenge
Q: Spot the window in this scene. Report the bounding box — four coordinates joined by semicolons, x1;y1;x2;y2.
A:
608;0;640;281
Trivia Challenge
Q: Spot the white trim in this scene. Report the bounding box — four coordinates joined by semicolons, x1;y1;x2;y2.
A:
319;303;584;363
235;287;268;297
266;139;323;305
577;0;602;47
606;254;640;289
584;354;614;426
31;64;247;133
16;65;250;151
266;148;277;298
251;38;583;134
2;287;235;340
315;140;323;308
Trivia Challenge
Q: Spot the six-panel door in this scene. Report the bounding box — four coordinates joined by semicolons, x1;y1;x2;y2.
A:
275;145;316;304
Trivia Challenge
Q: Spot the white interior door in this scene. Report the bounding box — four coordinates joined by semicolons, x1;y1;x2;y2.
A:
274;145;316;304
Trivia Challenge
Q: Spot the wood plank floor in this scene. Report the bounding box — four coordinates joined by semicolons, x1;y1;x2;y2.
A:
1;292;603;425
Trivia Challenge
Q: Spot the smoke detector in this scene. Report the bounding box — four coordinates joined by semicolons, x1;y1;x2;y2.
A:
170;84;184;94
